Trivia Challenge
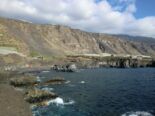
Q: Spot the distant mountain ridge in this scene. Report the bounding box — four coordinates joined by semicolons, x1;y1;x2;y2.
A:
0;17;155;58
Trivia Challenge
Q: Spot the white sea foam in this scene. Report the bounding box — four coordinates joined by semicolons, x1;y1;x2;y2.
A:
31;104;37;109
32;110;40;116
64;99;75;105
47;97;75;106
65;81;71;84
42;70;50;73
122;111;153;116
80;81;85;84
41;87;54;91
36;76;47;82
36;76;41;82
47;97;64;105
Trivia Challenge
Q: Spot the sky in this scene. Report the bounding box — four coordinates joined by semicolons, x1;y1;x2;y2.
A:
0;0;155;38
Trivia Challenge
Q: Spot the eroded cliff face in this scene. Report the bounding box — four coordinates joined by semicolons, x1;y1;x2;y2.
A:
0;17;155;57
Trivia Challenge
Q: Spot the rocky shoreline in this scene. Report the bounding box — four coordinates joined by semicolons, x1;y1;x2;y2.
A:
0;70;69;116
67;55;155;69
9;74;67;104
0;58;155;116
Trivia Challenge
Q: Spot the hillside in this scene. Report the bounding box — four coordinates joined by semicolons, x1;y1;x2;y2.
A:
0;17;155;58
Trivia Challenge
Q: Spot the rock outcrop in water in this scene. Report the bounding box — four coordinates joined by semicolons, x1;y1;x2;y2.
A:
42;78;66;85
10;75;39;87
10;74;67;87
8;73;67;105
52;64;78;72
24;89;58;104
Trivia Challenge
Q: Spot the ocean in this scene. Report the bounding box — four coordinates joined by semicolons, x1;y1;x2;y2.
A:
33;68;155;116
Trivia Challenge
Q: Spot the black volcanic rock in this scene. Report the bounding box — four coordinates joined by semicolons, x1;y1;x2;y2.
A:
24;89;58;104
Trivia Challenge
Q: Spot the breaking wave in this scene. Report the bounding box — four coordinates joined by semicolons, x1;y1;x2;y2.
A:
80;81;85;84
47;97;75;106
122;111;153;116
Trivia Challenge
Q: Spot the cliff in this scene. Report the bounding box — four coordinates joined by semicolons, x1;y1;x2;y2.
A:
0;17;155;58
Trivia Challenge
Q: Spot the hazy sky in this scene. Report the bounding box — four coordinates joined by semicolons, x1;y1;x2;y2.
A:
0;0;155;38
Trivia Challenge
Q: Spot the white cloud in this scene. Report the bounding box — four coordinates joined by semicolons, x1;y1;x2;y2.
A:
125;3;136;13
0;0;155;38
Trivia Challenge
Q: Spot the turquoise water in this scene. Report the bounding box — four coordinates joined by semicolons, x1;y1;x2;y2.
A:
33;68;155;116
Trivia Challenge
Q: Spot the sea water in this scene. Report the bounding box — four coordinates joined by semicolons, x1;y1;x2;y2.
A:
33;68;155;116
